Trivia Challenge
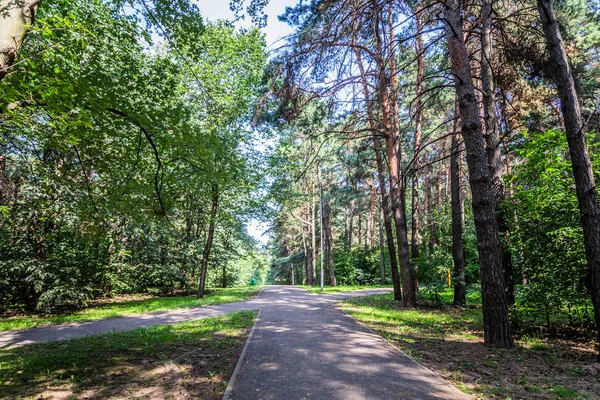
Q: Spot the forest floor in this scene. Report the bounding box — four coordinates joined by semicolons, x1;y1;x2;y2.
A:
0;311;256;400
0;287;261;331
300;284;392;294
341;294;600;399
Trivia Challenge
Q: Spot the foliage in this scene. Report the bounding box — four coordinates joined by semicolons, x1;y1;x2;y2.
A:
0;0;269;311
506;130;600;328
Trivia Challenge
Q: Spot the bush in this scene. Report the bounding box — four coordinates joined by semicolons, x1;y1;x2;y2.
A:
419;282;447;308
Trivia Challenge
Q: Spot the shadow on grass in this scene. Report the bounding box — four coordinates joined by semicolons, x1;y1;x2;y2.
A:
342;294;599;399
0;311;256;400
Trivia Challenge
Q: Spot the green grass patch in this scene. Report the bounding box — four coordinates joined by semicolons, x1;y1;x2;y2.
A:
436;285;482;305
0;287;260;331
342;293;483;342
300;284;391;294
0;311;257;399
340;293;598;399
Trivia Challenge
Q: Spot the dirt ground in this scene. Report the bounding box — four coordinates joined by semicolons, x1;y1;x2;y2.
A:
385;317;600;398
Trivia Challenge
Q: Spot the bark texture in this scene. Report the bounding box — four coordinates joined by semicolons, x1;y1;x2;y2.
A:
451;105;466;305
0;0;42;81
481;0;514;305
411;2;424;289
444;0;513;347
377;5;416;307
537;0;600;357
354;40;402;301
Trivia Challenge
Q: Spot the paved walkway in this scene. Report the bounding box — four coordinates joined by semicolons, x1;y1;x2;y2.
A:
0;286;471;399
0;287;389;348
230;286;470;399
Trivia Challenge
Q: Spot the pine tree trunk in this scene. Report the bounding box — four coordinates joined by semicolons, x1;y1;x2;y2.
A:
348;197;355;248
378;6;416;307
358;212;363;248
444;0;513;347
311;184;317;287
301;205;310;285
325;202;337;286
411;1;424;280
379;206;386;285
537;0;600;358
481;0;514;306
367;183;377;249
451;104;467;305
423;162;431;257
354;38;402;301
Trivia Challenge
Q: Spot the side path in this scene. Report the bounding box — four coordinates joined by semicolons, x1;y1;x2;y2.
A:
0;287;389;348
229;286;471;400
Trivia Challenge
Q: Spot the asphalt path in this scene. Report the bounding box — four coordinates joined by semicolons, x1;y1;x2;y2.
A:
0;286;471;399
229;286;471;399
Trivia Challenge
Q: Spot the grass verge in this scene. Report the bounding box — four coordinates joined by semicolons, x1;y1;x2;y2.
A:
0;311;257;399
341;294;599;399
0;287;261;331
300;285;390;294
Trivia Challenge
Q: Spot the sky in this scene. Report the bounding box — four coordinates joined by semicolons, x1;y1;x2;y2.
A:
194;0;299;246
194;0;298;49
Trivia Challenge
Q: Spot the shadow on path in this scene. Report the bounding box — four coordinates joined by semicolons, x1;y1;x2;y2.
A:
0;286;470;399
230;286;471;400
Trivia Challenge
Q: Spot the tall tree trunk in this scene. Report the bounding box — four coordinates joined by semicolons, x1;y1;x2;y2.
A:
537;0;600;358
423;161;431;256
481;0;514;306
451;104;467;305
301;205;310;285
358;212;363;248
311;183;317;286
379;206;386;285
411;0;424;266
318;165;325;289
432;163;442;246
291;263;295;285
374;136;401;300
378;5;416;307
348;197;355;248
369;179;376;248
0;0;42;81
198;184;219;299
325;202;337;286
444;0;513;347
354;39;402;301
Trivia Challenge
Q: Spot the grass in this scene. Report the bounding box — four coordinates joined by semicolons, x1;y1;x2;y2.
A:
341;293;599;399
437;285;482;305
0;311;257;399
0;286;261;331
299;284;391;294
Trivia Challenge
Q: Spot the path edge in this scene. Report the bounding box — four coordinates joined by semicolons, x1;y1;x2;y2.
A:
336;302;473;399
222;308;261;400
